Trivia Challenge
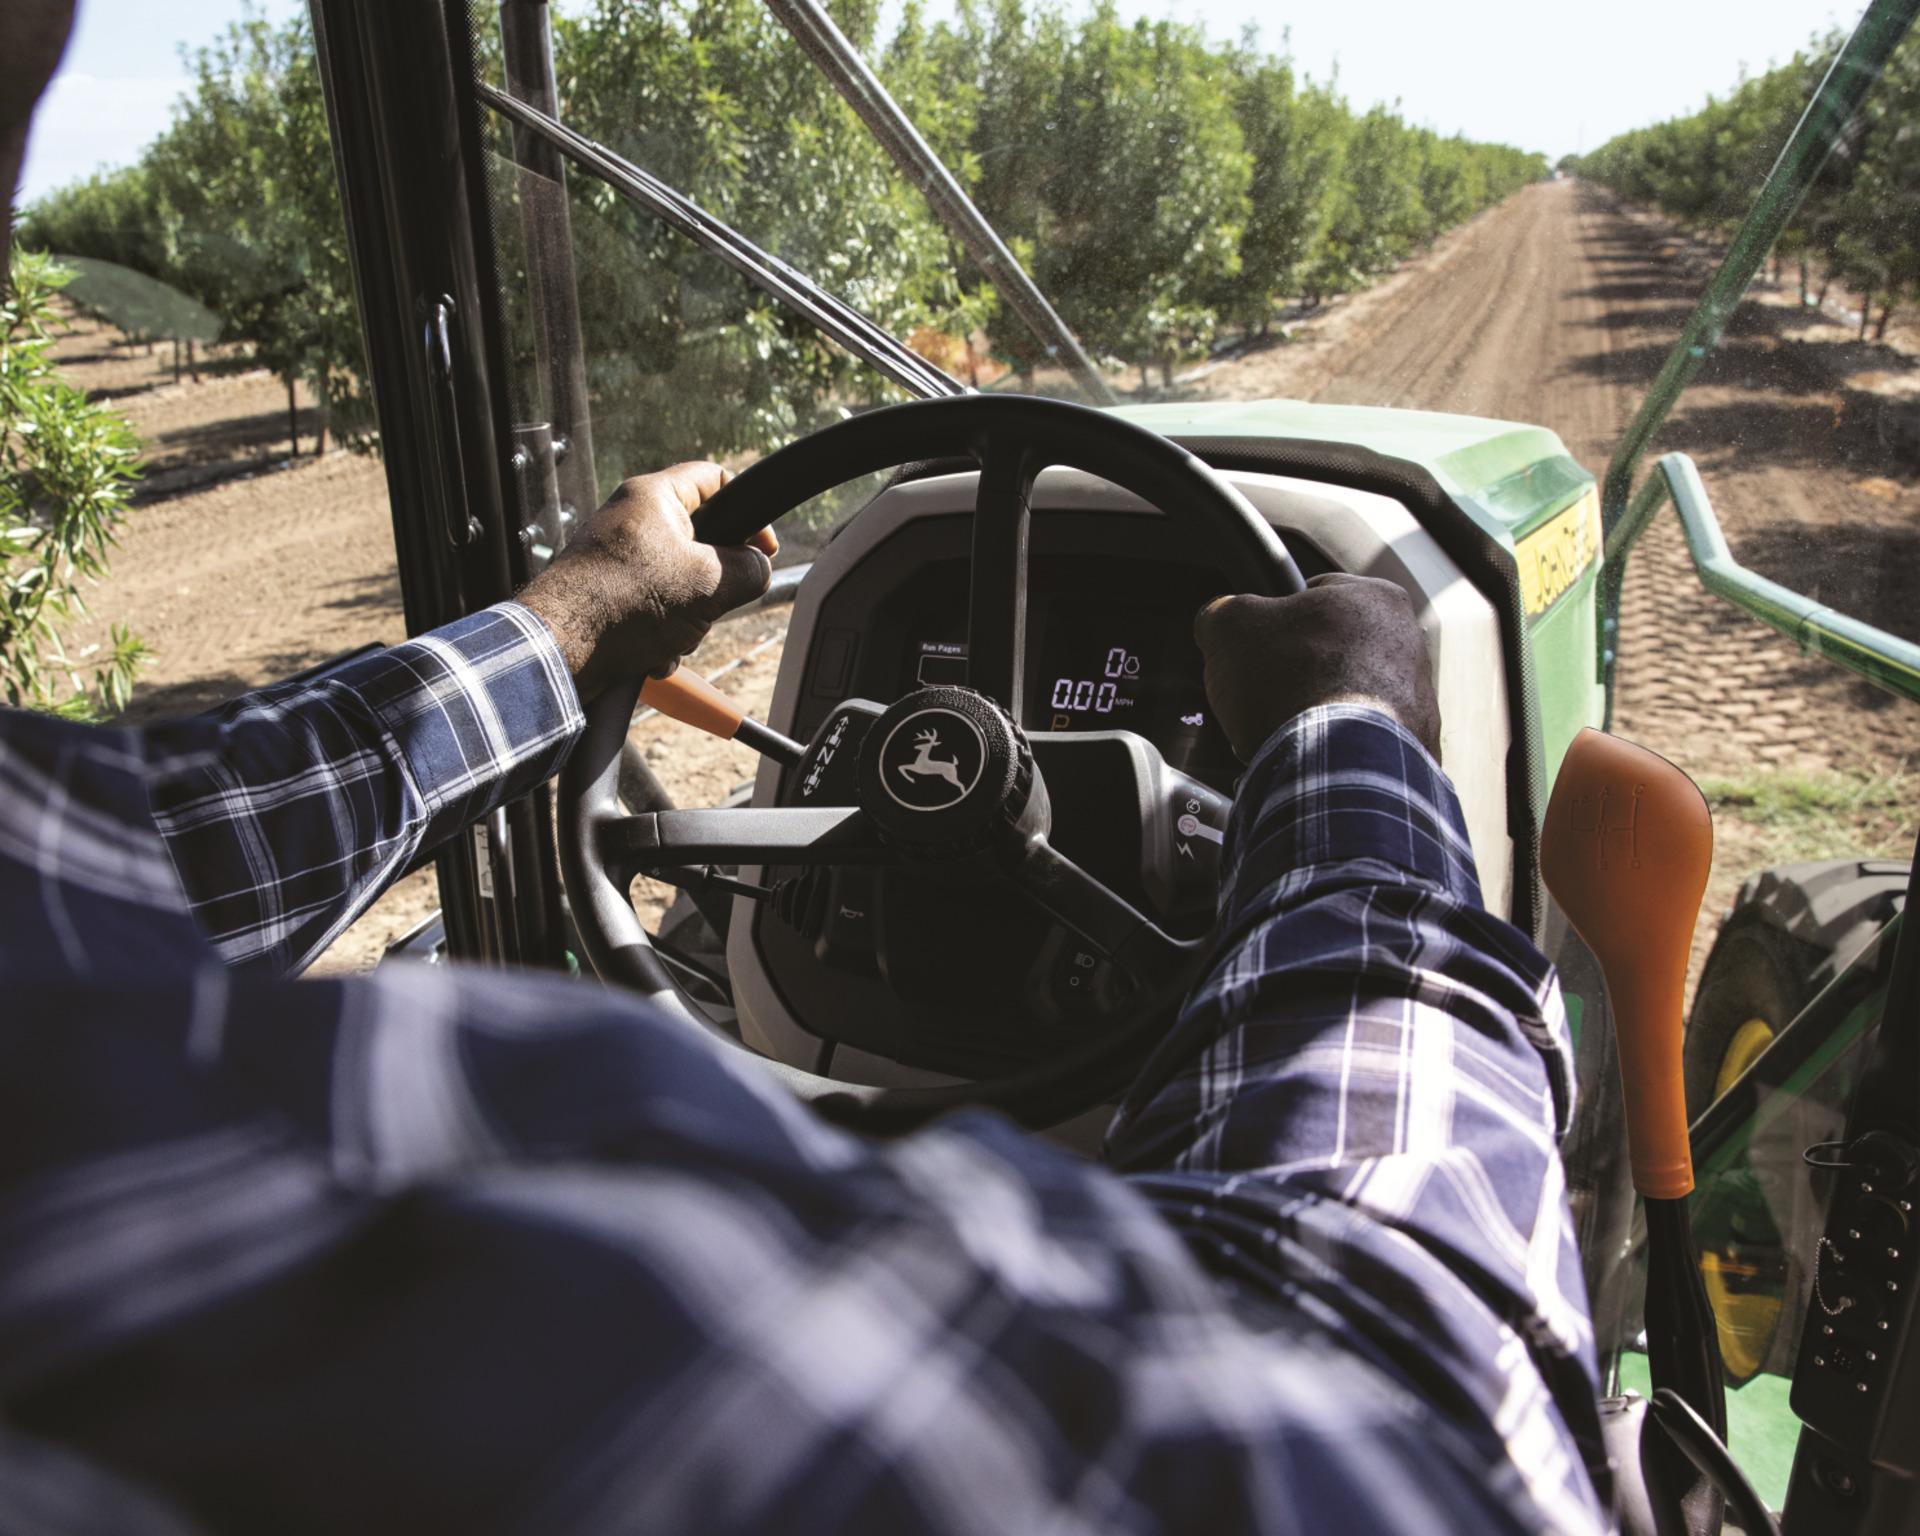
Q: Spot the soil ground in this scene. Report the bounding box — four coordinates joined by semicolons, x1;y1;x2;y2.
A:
50;176;1919;987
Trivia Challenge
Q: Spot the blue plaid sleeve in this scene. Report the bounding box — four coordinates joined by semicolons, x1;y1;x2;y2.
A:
1107;703;1604;1521
0;699;1612;1535
143;602;583;975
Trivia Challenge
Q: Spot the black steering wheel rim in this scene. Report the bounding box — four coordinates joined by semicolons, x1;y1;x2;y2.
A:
557;394;1306;1134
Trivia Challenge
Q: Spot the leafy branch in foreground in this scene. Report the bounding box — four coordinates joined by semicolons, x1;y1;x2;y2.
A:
1;253;146;717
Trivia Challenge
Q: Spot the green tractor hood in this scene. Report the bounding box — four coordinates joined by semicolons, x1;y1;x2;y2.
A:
1112;397;1593;542
1110;396;1607;850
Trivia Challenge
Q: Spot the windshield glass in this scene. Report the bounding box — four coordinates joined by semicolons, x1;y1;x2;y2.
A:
478;0;1919;893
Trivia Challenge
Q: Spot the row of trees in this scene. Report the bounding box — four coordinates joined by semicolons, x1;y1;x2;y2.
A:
518;0;1546;473
23;12;367;452
22;0;1546;481
1566;28;1920;339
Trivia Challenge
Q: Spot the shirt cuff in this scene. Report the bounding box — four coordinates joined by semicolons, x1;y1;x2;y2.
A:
1222;704;1485;924
326;601;585;848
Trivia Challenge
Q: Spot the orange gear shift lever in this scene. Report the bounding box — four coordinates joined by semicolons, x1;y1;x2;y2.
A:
1540;726;1727;1501
1542;728;1712;1201
637;669;805;766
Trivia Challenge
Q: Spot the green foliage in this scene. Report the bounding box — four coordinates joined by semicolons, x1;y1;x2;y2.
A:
1700;765;1912;864
1569;31;1920;333
22;0;1547;496
1216;58;1339;335
1;254;146;717
524;0;1544;471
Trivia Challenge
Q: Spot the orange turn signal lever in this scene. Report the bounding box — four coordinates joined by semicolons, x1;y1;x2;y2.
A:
639;669;804;767
1540;728;1727;1476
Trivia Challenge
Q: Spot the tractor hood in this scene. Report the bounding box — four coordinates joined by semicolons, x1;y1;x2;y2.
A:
1112;397;1593;541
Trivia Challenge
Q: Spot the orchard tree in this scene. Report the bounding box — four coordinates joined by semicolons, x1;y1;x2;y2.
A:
545;0;969;486
0;254;145;716
1218;52;1340;335
1033;7;1250;384
147;11;366;453
1313;106;1426;295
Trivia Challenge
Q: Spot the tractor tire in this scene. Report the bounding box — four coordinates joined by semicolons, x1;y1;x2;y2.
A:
1681;860;1907;1386
1684;858;1908;1123
1683;913;1824;1126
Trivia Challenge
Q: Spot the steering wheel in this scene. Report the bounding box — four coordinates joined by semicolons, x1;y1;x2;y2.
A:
558;394;1306;1133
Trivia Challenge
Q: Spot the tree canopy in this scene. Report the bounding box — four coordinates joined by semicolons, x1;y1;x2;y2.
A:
1566;30;1920;339
22;0;1547;480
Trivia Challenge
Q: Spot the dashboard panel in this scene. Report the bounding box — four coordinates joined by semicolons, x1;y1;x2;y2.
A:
780;506;1331;796
892;557;1250;790
729;463;1513;1090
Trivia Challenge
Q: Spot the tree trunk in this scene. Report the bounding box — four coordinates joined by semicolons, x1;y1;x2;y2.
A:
1798;258;1810;307
287;377;300;460
1815;277;1831;307
172;338;181;383
316;405;330;456
1160;357;1175;389
1859;300;1871;340
187;339;199;383
1874;302;1893;341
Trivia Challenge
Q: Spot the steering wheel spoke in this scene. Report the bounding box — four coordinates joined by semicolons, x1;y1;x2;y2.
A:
600;806;897;878
1012;836;1198;988
967;434;1037;714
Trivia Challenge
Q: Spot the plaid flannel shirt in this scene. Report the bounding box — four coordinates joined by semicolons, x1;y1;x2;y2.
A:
0;602;1609;1535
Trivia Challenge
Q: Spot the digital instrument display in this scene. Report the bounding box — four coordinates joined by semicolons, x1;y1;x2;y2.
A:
1033;599;1225;777
902;593;1234;785
1038;621;1154;731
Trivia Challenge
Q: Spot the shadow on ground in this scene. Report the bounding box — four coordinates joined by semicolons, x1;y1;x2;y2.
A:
1731;516;1920;646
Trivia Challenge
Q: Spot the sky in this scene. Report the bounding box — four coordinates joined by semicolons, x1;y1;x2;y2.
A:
17;0;1865;207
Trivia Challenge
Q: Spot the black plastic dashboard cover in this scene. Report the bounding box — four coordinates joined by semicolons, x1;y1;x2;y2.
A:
890;434;1546;938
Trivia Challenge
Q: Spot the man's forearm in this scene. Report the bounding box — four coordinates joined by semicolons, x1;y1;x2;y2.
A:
144;603;582;976
1105;704;1604;1517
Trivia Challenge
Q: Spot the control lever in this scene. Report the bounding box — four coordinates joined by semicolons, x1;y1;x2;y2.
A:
639;668;804;766
1540;729;1728;1531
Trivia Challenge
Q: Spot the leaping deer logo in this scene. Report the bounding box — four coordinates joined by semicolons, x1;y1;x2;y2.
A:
898;727;965;793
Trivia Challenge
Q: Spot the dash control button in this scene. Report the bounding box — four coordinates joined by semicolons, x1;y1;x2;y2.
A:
1052;942;1110;1018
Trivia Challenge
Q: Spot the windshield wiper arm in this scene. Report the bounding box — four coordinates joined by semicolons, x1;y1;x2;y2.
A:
763;0;1115;405
477;80;966;404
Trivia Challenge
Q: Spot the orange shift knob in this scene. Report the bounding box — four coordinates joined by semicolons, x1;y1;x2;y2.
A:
640;668;745;741
1540;728;1713;1200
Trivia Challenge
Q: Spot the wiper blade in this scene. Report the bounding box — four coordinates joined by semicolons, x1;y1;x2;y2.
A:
763;0;1114;405
477;81;965;403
